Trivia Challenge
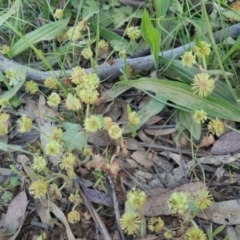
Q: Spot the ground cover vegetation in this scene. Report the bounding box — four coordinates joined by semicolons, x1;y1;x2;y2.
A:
1;0;240;239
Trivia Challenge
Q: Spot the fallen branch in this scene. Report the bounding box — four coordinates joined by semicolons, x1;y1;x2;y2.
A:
0;23;240;83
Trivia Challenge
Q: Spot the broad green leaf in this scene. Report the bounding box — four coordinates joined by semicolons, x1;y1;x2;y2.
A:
118;78;240;122
141;9;160;68
223;10;240;22
112;6;133;28
82;0;100;19
155;0;170;18
0;0;20;26
123;93;166;134
178;110;201;140
61;122;85;151
0;73;26;100
9;18;69;57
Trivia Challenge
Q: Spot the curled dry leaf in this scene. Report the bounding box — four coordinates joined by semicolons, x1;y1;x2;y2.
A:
85;154;106;170
3;191;28;233
199;133;215;148
131;150;153;168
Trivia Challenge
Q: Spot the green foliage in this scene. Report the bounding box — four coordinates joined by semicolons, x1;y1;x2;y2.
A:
1;191;13;203
61;122;86;152
141;9;160;68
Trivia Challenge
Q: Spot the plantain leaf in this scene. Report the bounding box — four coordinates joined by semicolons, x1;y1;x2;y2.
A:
118;78;240;122
141;9;160;68
9;18;69;57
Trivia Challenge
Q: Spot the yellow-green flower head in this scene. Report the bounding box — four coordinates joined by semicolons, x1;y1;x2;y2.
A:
44;76;58;89
127;188;147;209
32;156;46;172
184;227;206;240
98;39;109;51
18;115;33;133
5;69;15;79
194;41;211;57
148;217;165;232
85;115;102;132
120;212;141;235
119;50;127;58
78;89;98;104
29;179;48;199
126;26;141;40
77;19;89;31
104;116;113;129
68;192;82;205
54;9;63;20
181;51;196;67
49;183;62;200
67;210;81;224
49;127;63;143
193;110;207;124
193;188;213;210
83;147;92;157
0;98;9;108
0;45;10;55
128;112;141;126
81;47;93;60
44;140;61;156
207;119;225;136
84;73;100;90
108;123;122;139
164;230;174;239
167;192;189;214
70;66;86;85
47;92;61;107
59;152;76;170
0;112;10;136
191;73;215;98
25;80;39;94
66;93;81;111
67;167;76;179
67;26;81;41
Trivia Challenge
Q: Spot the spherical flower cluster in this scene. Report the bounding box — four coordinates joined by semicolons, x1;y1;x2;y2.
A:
98;39;109;51
148;217;165;232
120;212;141;235
68;193;82;205
127;188;147;209
54;9;63;19
44;76;58;89
0;113;10;136
85;115;103;132
128;112;141;126
29;180;48;199
119;50;127;58
49;127;63;143
32;156;46;172
81;47;93;59
181;51;196;67
77;19;89;31
184;227;206;240
77;89;99;104
44;140;61;156
18;115;33;133
167;192;189;214
47;92;61;107
194;41;211;57
70;66;86;85
59;152;76;170
191;73;215;98
193;188;213;210
104;116;113;129
126;26;141;40
193;110;207;124
5;69;15;79
67;210;81;224
0;98;9;108
25;80;39;94
164;231;174;239
0;45;10;55
207;119;225;136
108;123;122;139
66;93;81;111
67;26;81;41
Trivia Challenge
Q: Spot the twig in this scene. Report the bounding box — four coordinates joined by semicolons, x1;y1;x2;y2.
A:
1;23;240;82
